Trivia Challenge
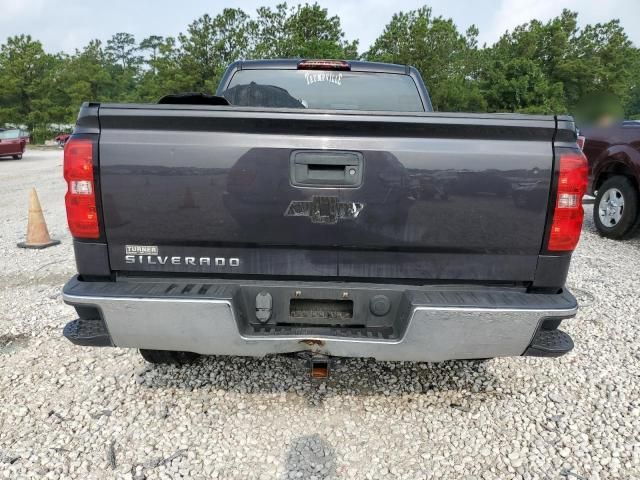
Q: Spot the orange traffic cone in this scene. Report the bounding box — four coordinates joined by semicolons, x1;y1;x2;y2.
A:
17;188;61;249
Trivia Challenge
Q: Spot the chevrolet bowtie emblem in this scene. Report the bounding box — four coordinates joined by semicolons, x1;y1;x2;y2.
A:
284;196;364;224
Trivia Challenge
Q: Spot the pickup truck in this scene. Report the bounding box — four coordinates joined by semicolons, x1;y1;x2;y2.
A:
62;59;587;368
581;121;640;239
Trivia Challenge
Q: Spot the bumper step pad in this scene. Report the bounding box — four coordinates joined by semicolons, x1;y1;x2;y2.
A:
524;328;573;357
63;318;112;347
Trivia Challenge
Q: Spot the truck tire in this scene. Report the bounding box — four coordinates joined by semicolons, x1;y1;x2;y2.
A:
139;349;200;365
594;176;639;239
12;153;22;160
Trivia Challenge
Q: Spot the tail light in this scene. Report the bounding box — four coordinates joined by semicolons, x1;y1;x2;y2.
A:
577;135;585;150
297;59;351;71
64;138;99;239
547;152;588;251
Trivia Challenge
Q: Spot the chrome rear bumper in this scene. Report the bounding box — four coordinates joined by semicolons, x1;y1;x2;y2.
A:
62;276;577;362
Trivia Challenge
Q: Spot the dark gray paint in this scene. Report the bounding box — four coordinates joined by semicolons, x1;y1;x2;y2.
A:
73;241;110;277
78;103;576;286
337;251;538;281
532;255;572;289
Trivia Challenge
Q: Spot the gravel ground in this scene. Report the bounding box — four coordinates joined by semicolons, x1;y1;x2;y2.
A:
1;149;639;480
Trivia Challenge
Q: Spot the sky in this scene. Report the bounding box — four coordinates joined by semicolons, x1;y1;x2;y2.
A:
0;0;639;54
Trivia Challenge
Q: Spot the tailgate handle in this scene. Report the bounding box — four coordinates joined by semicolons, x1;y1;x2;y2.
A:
290;150;363;187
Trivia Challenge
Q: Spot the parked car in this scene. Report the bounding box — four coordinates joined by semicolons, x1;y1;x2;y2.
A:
581;121;640;239
19;129;31;144
0;128;26;159
55;133;71;147
61;59;586;371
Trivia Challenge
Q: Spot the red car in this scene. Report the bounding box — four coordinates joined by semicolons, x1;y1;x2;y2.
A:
20;130;31;144
0;129;26;160
582;120;640;239
55;133;71;147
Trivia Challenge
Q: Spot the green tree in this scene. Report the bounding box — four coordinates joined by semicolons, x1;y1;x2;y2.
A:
481;10;639;117
178;9;253;92
365;7;483;111
3;4;640;139
139;35;165;74
481;57;565;113
569;19;637;120
251;3;290;58
251;3;357;59
104;33;142;101
59;40;113;119
626;52;640;119
136;36;183;101
106;32;141;69
0;35;60;131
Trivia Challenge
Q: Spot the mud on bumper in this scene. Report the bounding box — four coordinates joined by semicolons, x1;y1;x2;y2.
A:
62;276;578;362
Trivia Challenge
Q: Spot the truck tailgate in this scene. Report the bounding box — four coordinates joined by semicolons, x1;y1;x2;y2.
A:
97;105;572;282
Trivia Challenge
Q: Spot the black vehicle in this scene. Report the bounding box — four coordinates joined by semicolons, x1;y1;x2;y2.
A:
61;60;587;368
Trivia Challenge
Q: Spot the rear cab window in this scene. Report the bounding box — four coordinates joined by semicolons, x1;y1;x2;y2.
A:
221;69;425;112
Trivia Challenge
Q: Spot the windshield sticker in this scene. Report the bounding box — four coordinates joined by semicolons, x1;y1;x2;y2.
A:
305;72;343;86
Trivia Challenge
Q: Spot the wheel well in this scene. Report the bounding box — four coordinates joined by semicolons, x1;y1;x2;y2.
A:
594;162;638;193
